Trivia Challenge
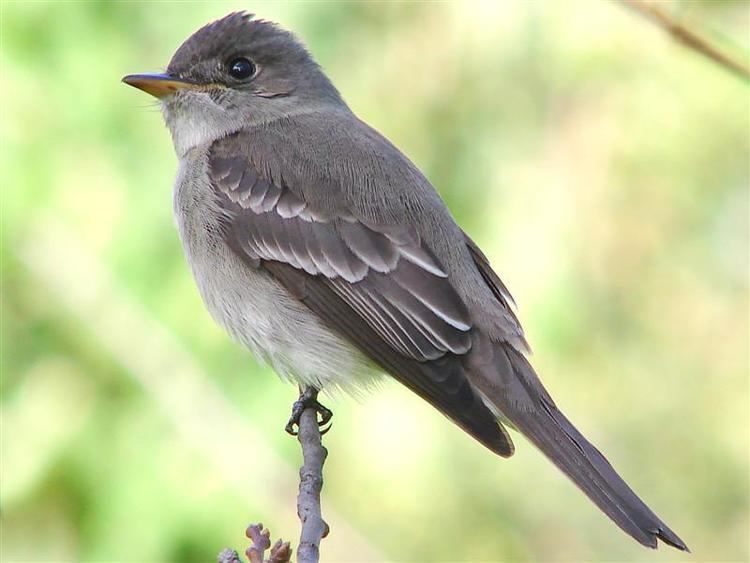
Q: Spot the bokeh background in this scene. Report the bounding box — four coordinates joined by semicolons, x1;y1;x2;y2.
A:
2;1;748;561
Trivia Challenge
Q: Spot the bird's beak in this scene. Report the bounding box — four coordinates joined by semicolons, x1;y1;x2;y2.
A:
122;73;202;99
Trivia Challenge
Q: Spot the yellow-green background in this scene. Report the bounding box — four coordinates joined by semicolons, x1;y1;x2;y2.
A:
2;1;748;561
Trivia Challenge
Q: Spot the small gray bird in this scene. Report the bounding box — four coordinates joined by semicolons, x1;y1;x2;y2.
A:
123;12;687;551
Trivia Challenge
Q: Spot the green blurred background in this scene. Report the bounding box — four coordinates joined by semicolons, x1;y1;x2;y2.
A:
2;1;748;561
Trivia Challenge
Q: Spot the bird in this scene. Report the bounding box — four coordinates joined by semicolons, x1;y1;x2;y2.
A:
122;11;687;551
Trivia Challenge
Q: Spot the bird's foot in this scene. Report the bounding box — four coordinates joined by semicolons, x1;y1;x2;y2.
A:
285;387;333;436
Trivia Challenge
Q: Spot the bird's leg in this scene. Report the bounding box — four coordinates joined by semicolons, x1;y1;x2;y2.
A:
285;386;333;436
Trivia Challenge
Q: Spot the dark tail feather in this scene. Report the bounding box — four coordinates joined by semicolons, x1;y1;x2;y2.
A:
471;341;688;551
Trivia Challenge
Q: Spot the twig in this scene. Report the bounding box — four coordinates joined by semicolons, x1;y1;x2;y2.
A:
267;539;293;562
217;548;243;563
619;0;750;80
216;524;291;563
246;524;292;563
217;388;329;563
296;389;330;563
245;523;271;563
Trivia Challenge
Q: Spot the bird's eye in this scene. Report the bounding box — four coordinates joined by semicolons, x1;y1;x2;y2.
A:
227;57;255;80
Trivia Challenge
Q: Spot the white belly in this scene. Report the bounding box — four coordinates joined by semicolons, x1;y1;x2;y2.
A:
172;149;378;395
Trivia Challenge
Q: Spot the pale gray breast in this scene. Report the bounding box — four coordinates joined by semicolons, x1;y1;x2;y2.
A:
171;147;378;394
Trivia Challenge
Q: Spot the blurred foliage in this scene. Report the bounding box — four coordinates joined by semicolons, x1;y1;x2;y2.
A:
1;1;748;561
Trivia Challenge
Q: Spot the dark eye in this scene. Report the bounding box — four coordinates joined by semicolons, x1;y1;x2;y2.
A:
228;57;255;80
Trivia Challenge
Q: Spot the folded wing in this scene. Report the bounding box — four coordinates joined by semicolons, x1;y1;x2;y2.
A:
209;138;514;456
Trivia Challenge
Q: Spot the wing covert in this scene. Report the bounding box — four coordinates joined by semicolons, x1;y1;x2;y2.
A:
209;151;472;361
207;132;513;458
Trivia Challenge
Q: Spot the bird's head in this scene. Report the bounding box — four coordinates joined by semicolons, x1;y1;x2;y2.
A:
123;12;345;156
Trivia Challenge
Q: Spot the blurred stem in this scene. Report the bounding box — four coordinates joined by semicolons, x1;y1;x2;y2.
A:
296;387;330;563
619;0;750;80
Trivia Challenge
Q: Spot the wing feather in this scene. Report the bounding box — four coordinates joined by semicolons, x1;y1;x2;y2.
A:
207;138;513;457
210;150;473;360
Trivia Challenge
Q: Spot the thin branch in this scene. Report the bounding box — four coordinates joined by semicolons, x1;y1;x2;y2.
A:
247;524;292;563
295;391;330;563
267;539;293;563
245;523;272;563
217;524;291;563
619;0;750;80
217;388;329;563
217;548;243;563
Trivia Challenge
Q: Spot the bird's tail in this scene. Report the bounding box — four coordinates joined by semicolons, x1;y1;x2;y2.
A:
466;337;688;551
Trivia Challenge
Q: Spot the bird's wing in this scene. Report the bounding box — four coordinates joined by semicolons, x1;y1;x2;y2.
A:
208;138;513;456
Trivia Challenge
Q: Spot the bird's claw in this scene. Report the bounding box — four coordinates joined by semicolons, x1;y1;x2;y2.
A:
285;387;333;436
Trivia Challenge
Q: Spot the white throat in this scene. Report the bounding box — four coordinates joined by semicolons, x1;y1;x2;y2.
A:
162;97;239;158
